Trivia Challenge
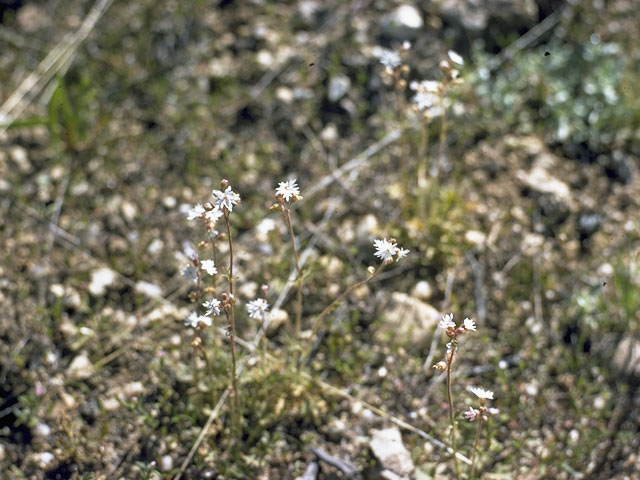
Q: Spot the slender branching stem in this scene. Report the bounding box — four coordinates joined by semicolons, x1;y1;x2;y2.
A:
417;113;430;189
436;87;448;178
196;336;216;406
224;211;240;449
470;411;486;478
284;207;303;338
446;346;461;480
302;262;387;365
208;234;219;359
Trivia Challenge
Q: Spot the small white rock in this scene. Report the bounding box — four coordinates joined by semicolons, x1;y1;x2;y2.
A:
49;284;65;298
135;281;163;298
9;145;31;172
412;280;432;300
147;238;164;255
35;451;55;469
369;428;415;475
160;455;174;472
163;196;177;209
89;267;117;296
34;423;51;437
381;5;423;40
67;352;95;380
328;75;351;102
121;201;138;222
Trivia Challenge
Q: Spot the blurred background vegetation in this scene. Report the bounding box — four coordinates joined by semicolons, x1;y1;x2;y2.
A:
1;0;639;478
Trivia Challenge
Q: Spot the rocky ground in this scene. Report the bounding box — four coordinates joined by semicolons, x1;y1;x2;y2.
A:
1;0;640;479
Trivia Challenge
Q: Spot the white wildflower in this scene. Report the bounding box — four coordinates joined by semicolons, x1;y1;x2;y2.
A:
469;386;494;400
448;50;464;66
203;298;221;316
378;48;401;72
463;407;480;421
184;312;211;328
275;178;301;202
200;259;217;276
396;247;410;261
373;238;398;262
181;265;197;283
439;313;456;330
410;80;441;93
412;91;439;111
205;207;223;224
463;317;477;332
187;204;205;220
246;298;270;321
182;242;198;261
211;186;241;212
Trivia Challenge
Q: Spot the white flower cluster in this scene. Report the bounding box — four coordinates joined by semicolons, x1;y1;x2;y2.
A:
464;386;499;422
275;178;301;202
186;185;241;223
246;298;269;321
438;313;476;333
410;80;441;114
378;49;401;73
373;238;409;263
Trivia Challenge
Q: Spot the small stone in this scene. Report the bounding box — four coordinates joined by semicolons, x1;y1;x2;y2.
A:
9;145;31;172
465;230;486;246
379;293;440;348
267;308;289;334
325;418;347;442
356;214;379;245
577;213;602;239
612;335;640;382
276;87;294;103
147;238;164;255
328;75;351;102
121;201;138;222
369;428;415;476
160;454;174;472
381;5;423;40
60;389;77;409
89;267;117;296
17;4;47;32
50;284;65;298
124;381;145;397
67;352;94;380
135;281;163;298
238;281;258;299
412;280;433;300
320;123;338;144
163;196;177;209
34;423;51;437
34;451;55;469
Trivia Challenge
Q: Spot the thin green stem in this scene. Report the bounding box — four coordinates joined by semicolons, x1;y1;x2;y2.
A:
302;262;387;366
224;211;240;452
208;235;219;360
446;347;461;480
470;413;485;478
436;88;448;178
284;207;303;338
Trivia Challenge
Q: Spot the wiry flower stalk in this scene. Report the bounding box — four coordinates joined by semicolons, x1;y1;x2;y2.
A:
274;179;303;338
302;238;408;366
446;342;461;480
433;313;477;480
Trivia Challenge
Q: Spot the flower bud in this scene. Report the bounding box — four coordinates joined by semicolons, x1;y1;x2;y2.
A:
221;179;229;189
433;361;447;371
